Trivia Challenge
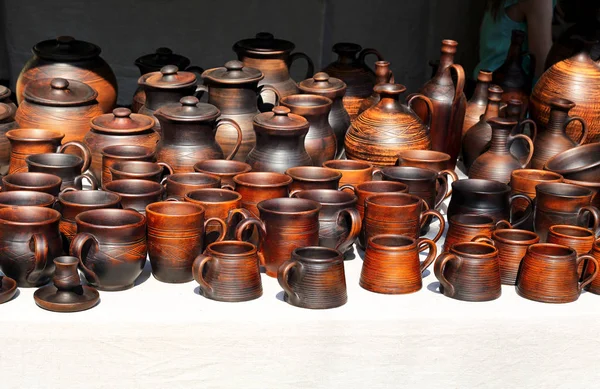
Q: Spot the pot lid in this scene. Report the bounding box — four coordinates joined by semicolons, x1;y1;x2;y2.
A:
253;106;308;130
0;85;10;100
134;47;191;71
0;103;10;121
33;36;101;61
298;72;346;97
90;107;154;133
141;65;197;88
233;32;295;55
22;78;98;106
155;96;220;122
201;60;263;84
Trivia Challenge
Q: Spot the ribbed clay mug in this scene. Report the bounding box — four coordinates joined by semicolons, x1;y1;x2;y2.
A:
444;214;511;253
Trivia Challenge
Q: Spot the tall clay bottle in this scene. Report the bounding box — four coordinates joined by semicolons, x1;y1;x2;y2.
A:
357;61;394;115
463;70;492;136
462;85;503;169
415;40;466;169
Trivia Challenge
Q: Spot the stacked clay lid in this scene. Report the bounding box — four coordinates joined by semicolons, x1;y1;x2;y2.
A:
0;85;11;100
253;106;309;134
233;32;295;55
22;78;98;106
91;107;154;133
298;72;347;99
138;65;197;89
155;96;220;122
202;60;264;84
135;47;191;73
33;36;101;61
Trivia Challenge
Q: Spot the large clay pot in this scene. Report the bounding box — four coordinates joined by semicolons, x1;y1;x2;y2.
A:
530;44;600;143
345;83;432;167
0;103;17;167
233;32;314;104
155;96;242;173
83;108;159;181
414;40;466;169
530;98;588;169
463;70;492;136
246;106;312;173
200;60;279;162
357;61;394;115
15;78;103;144
322;42;384;121
16;36;117;113
469;117;534;184
298;72;349;158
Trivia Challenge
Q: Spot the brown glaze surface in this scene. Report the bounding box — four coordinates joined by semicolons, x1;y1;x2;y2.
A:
2;172;62;196
396;149;452;172
231;172;291;217
164;172;221;200
101;145;156;186
103;179;164;215
444;214;511;253
0;191;56;209
26;152;96;190
184;189;244;239
322;159;374;187
588;241;600;295
547;224;596;256
286;166;341;195
193;159;252;189
510;169;563;230
463;70;492;135
543;143;600;182
109;161;173;183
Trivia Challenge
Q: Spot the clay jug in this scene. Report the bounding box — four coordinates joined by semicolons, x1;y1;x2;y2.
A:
16;36;117;113
322;42;384;121
200;60;279;162
298;72;349;159
232;32;314;104
345;84;432;167
463;70;492;136
414;40;466;169
530;43;600;143
155;96;242;173
357;61;394;115
469;117;534;184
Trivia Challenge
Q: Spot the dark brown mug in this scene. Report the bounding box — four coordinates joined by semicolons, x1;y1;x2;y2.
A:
360;234;437;294
286;166;342;195
472;229;540;285
146;201;227;283
192;240;263;302
2;172;62;196
26;152;97;190
232;172;292;217
101;145;156;186
510;169;563;230
0;206;63;287
547;225;596;256
516;243;598;303
70;209;147;291
164;172;222;200
278;246;347;309
0;191;56;209
193;159;252;189
396;149;452;171
103;179;164;215
184;189;247;240
587;241;600;295
234;197;321;277
322;159;375;187
434;242;502;302
444;214;512;253
109;160;173;183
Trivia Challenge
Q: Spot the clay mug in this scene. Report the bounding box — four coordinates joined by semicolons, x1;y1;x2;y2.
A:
192;240;263;302
285;166;342;195
26;152;96;190
510;169;563;231
109;160;173;183
444;214;512;253
103;179;164;215
547;225;596;256
2;172;63;196
396;149;452;171
434;242;502;302
586;241;600;295
164;172;221;200
0;191;56;209
231;172;292;217
360;234;437;294
277;246;347;309
0;206;63;287
146;201;227;283
194;159;252;189
101;145;155;186
322;159;375;187
516;243;598;303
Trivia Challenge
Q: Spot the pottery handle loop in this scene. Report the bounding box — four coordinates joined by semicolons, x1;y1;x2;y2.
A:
277;260;300;301
577;206;600;237
448;63;466;103
439;169;457;199
371;167;383;180
59;186;78;195
407;93;434;130
495;219;512;230
164;197;180;202
257;85;281;109
27;233;49;284
287;52;315;80
204;217;227;242
224;208;254;239
434;172;449;209
577;255;599;292
192;254;213;293
338;184;357;195
334;207;362;253
420;209;445;244
508;193;533;228
194;84;209;101
234;217;267;252
472;235;495;246
358;48;384;73
216;118;243;160
564;116;588;145
69;232;100;285
221;184;235;191
417;238;438;273
515;118;537;142
508;134;534;168
58;141;92;173
289;189;302;198
434;252;459;297
74;173;98;190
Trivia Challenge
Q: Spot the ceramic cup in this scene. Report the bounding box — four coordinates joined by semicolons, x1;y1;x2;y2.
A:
547;225;596;256
164;172;222;200
101;144;156;186
231;172;292;217
193;159;252;189
444;214;512;253
109;160;173;183
322;159;375;187
26;152;97;190
286;166;342;195
103;179;164;215
2;172;63;196
0;190;56;209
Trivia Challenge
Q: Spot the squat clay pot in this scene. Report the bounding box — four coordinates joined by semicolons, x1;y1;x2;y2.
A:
463;70;493;136
0;103;17;167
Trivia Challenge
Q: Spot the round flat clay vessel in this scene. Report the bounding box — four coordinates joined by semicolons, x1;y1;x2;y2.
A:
0;276;17;304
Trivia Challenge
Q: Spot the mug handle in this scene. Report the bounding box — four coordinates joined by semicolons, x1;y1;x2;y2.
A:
74;173;99;190
577;255;599;292
433;171;452;209
417;238;438;273
234;217;267;253
257;85;281;110
289;189;302;198
204;217;227;242
420;209;445;244
508;193;533;228
221;184;235;191
26;233;49;284
192;254;213;294
508;134;534;168
215;118;243;160
407;93;434;130
472;235;495;246
334;208;362;253
577;206;600;238
371;167;383;180
58;141;92;173
277;260;300;301
564;116;588;145
287;52;315;80
338;184;357;195
69;232;100;285
434;252;460;297
495;219;512;230
158;162;174;182
225;208;254;239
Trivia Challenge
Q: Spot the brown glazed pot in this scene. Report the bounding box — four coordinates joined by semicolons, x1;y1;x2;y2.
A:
321;42;384;121
444;214;511;253
277;246;347;309
26;152;97;190
543;143;600;182
534;183;600;242
472;229;540;285
16;36;117;113
184;189;245;240
281;94;336;165
231;172;292;217
547;224;596;256
286;166;342;195
415;40;466;168
588;241;600;295
516;243;598;303
234;198;320;277
345;83;432;166
0;191;56;209
298;72;349;158
463;70;493;136
15;78;103;144
468;117;534;184
70;209;146;291
0;103;17;167
293;189;361;256
109;161;173;183
155;96;242;173
103;179;164;215
193;240;263;302
164;172;221;200
146;201;226;283
84;108;159;180
357;61;395;115
510;169;563;230
101;145;156;186
322;159;374;187
396;150;452;172
201;60;278;162
193;159;252;189
434;242;501;302
360;234;437;294
246;106;312;173
0;206;62;287
2;172;63;196
339;180;408;221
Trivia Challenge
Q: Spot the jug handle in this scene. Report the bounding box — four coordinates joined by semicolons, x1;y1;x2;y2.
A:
438;169;457;200
564;116;588;145
287;52;315;80
70;232;100;285
58;141;92;173
277;259;301;301
577;206;600;238
192;254;213;294
26;233;49;284
448;64;465;104
157;162;174;185
508;193;533;228
508;133;534;168
358;48;384;73
215;118;243;160
577;255;599;292
334;207;362;254
407;93;433;130
257;85;281;111
74;173;98;190
417;238;438;273
195;84;209;102
204;217;227;242
434;252;460;297
513;118;537;142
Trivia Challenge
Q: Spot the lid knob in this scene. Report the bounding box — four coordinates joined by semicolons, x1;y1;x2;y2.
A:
256;32;274;40
224;60;244;71
180;96;199;106
50;78;69;90
155;47;173;56
272;106;290;116
56;36;75;45
160;65;179;76
313;72;330;82
113;107;132;118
